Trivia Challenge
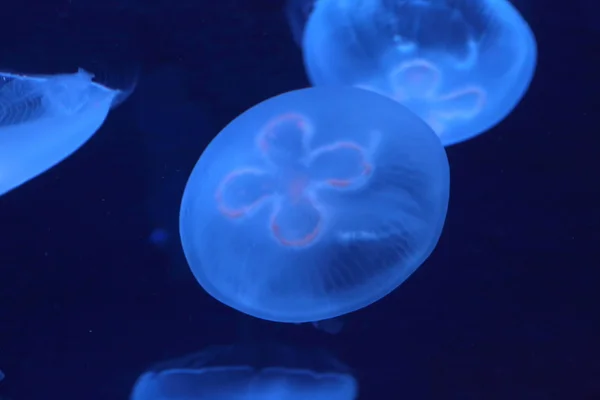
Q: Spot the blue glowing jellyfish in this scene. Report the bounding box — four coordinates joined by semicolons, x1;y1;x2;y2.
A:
303;0;537;146
180;86;449;323
130;343;358;400
0;68;134;197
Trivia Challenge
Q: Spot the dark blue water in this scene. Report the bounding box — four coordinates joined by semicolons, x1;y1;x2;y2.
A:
0;1;598;399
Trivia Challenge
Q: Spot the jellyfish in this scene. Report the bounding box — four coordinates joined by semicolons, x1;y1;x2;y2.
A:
302;0;537;146
179;86;449;323
130;343;358;400
0;68;134;197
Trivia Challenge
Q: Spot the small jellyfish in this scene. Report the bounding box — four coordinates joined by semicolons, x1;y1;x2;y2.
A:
136;66;214;282
179;86;449;323
303;0;537;145
0;368;4;381
130;343;358;400
0;68;134;197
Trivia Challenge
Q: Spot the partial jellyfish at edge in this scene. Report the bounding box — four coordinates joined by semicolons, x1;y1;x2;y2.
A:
130;342;358;400
0;67;135;197
302;0;537;146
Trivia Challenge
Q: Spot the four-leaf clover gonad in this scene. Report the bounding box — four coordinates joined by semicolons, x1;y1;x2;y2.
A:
215;112;373;247
389;59;487;135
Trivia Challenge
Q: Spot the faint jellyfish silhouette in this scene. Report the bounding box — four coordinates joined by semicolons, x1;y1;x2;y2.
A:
0;369;4;382
0;68;135;197
284;0;317;46
295;316;345;334
149;228;170;247
312;317;344;334
136;65;214;282
130;343;358;400
312;317;345;334
179;86;449;323
303;0;537;145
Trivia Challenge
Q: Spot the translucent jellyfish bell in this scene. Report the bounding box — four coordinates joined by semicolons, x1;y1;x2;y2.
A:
303;0;537;146
130;343;358;400
0;68;129;197
180;86;449;323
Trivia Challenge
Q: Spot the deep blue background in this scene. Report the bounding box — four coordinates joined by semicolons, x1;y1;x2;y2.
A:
0;1;598;399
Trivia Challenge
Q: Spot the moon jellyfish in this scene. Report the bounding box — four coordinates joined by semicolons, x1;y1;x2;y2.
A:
130;343;358;400
303;0;537;145
180;86;449;323
0;68;132;197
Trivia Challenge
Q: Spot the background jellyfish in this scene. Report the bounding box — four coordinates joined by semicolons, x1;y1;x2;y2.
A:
179;86;449;323
136;65;214;282
284;0;317;46
0;68;134;197
302;0;537;146
130;343;358;400
299;317;345;335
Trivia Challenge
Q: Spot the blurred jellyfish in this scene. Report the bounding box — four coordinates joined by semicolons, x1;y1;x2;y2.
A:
130;343;358;400
312;317;344;334
295;317;345;334
284;0;317;46
0;369;4;381
136;65;214;282
303;0;537;145
179;86;449;323
149;228;170;247
0;68;134;197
